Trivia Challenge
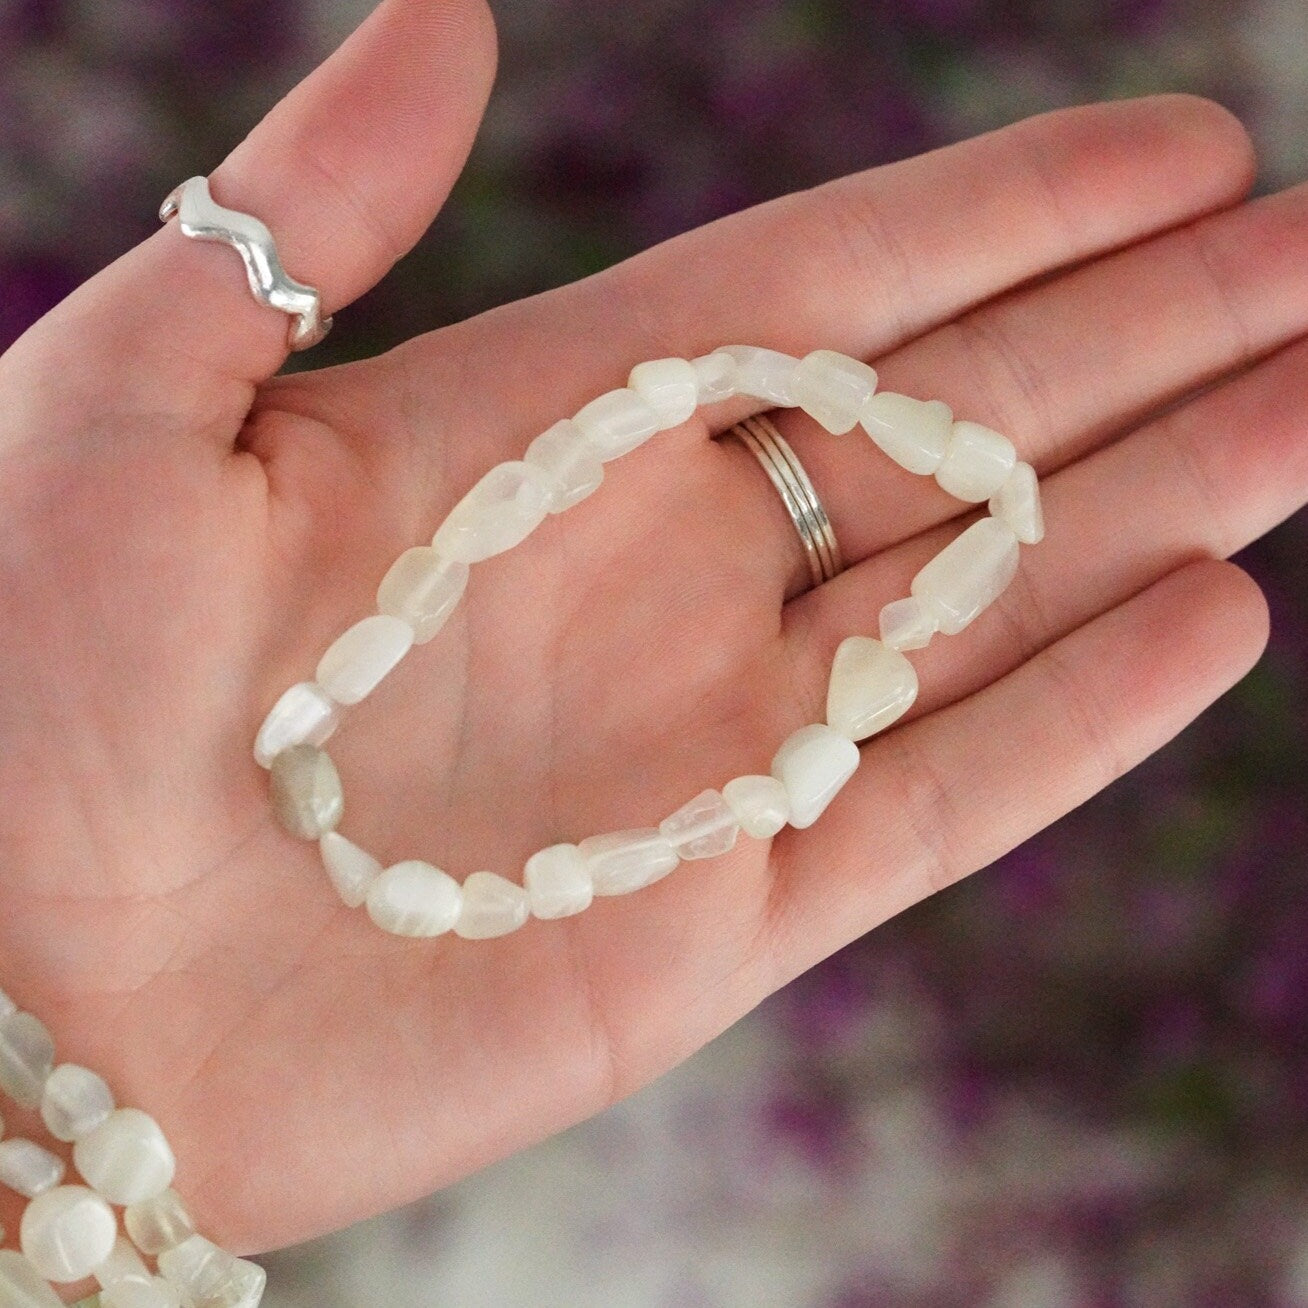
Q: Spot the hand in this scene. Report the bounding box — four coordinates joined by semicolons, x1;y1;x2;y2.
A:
1;0;1301;1264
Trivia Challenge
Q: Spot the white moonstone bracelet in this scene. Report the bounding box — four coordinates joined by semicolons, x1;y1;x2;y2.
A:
253;346;1044;941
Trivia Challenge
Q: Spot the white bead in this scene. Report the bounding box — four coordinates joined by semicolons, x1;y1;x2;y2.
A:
431;461;551;561
826;635;919;742
722;775;790;839
878;596;938;652
579;829;679;896
720;345;800;405
691;351;738;403
858;392;953;475
791;350;878;434
41;1064;115;1143
0;1011;55;1109
0;1140;64;1199
0;990;15;1021
989;460;1044;544
0;1250;63;1308
252;681;339;769
158;1237;265;1308
315;614;414;706
454;871;530;939
94;1237;150;1290
911;516;1020;635
376;547;469;644
523;844;593;920
122;1190;195;1257
101;1277;183;1308
770;724;860;829
365;861;462;938
73;1108;176;1206
571;387;661;460
628;358;698;429
935;419;1016;501
658;789;739;859
318;832;382;909
20;1185;117;1283
523;419;604;513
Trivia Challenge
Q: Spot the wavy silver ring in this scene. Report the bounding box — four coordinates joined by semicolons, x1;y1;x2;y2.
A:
159;176;332;351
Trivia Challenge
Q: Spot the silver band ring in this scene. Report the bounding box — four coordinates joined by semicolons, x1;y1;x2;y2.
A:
159;176;332;351
723;413;843;592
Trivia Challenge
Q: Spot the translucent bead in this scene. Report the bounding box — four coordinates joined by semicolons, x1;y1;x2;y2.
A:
523;420;604;513
453;872;530;939
770;724;860;829
0;1011;55;1109
431;461;551;561
366;861;462;938
376;548;469;644
123;1189;196;1257
0;1250;62;1307
20;1185;117;1282
825;637;919;742
988;461;1045;544
315;614;414;705
571;388;662;461
41;1064;115;1143
878;596;938;652
691;351;738;404
0;1139;64;1198
720;345;800;405
318;832;382;909
94;1236;150;1290
158;1237;265;1308
627;358;698;429
858;392;952;475
523;844;593;919
269;745;343;840
658;789;739;859
791;350;878;434
101;1277;183;1308
911;517;1020;635
935;419;1016;502
721;775;790;839
579;829;679;896
251;682;339;769
73;1108;176;1206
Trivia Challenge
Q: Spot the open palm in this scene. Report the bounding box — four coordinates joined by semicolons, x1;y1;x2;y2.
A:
2;0;1306;1269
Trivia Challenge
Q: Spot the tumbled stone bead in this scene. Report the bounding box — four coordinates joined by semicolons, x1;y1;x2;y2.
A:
935;419;1016;502
911;517;1020;635
94;1236;150;1290
21;1185;117;1282
720;345;800;405
101;1277;183;1308
123;1189;195;1257
269;745;343;840
431;461;551;561
0;1139;64;1199
770;724;860;829
658;789;739;859
0;1250;62;1308
579;829;679;896
318;832;382;910
878;596;938;652
691;351;738;403
628;357;698;429
158;1237;265;1308
376;547;469;644
74;1108;176;1206
721;775;790;839
523;420;604;513
859;392;952;475
791;350;878;434
988;460;1045;544
251;681;339;769
826;637;919;742
572;388;662;461
0;1011;55;1109
41;1063;115;1143
454;871;530;940
315;614;414;705
523;844;593;919
365;861;462;938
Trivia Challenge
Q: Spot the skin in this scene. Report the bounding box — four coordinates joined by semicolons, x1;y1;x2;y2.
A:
1;0;1305;1283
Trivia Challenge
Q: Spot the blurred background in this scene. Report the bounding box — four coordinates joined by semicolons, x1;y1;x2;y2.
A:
3;0;1308;1304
